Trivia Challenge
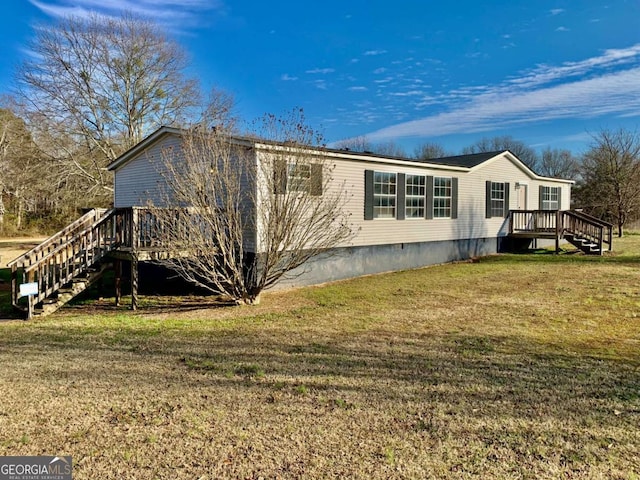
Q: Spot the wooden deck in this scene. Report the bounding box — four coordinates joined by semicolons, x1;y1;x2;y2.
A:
508;209;613;254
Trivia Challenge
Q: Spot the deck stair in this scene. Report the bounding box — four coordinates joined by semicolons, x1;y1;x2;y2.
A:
8;208;122;318
509;209;613;255
562;210;613;255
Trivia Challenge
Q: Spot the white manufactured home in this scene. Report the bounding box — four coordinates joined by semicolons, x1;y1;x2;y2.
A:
9;126;613;317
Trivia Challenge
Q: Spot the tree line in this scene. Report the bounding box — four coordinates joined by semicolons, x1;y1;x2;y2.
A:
0;12;639;239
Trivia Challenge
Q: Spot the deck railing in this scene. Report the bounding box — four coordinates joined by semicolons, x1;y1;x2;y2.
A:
114;207;187;250
509;210;559;234
7;208;107;270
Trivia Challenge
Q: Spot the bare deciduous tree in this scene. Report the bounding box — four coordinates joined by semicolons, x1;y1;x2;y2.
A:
577;128;640;237
0;106;47;232
16;12;201;205
539;147;580;179
413;142;448;160
372;140;407;158
151;110;355;304
462;135;539;172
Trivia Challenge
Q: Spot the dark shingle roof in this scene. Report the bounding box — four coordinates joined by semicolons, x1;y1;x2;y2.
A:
416;151;505;168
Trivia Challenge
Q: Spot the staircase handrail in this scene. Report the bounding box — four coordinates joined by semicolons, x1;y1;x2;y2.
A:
23;209;118;274
563;210;612;253
7;208;108;268
13;208;123;313
569;209;613;228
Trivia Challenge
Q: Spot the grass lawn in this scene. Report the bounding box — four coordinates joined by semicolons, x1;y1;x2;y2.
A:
0;239;639;479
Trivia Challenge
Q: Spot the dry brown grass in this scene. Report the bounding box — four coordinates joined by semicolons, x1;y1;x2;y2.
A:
0;238;639;478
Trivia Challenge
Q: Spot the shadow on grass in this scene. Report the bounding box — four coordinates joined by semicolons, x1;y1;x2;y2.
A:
1;329;637;477
0;268;23;321
1;323;638;431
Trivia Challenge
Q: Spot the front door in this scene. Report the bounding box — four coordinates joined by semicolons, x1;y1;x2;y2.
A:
516;183;528;210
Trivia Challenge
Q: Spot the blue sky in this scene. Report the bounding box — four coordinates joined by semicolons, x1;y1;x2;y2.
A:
1;0;639;155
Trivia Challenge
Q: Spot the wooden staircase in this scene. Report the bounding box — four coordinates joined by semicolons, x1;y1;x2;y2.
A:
8;208;122;318
562;210;613;254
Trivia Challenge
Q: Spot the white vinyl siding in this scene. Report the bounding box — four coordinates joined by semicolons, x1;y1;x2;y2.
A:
113;133;183;208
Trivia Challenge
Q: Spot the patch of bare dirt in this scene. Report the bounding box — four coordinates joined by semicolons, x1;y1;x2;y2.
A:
0;237;47;268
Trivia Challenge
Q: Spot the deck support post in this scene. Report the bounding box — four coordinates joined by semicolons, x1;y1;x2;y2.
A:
555;210;561;254
114;259;122;306
10;266;17;310
26;270;34;320
131;254;138;311
130;208;139;311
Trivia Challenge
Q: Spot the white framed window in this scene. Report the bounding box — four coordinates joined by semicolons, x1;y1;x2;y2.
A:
373;172;396;218
433;177;452;218
490;182;506;217
541;186;559;210
405;174;425;218
287;163;311;192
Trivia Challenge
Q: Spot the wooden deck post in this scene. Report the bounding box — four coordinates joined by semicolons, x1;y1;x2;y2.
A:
555;210;561;254
26;269;34;320
10;266;17;310
131;208;139;311
131;254;139;311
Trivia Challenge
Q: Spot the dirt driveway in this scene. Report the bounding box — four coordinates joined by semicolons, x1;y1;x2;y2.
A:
0;237;46;268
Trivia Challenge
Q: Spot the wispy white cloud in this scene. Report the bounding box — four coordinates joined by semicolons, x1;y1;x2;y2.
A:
313;79;328;90
373;67;387;74
306;67;336;74
349;86;368;91
29;0;224;29
364;49;387;56
281;74;298;81
556;26;569;32
389;90;423;97
550;8;565;15
364;44;640;141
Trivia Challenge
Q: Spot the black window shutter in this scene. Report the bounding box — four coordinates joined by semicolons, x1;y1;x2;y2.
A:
425;175;434;219
557;187;562;210
310;163;323;196
539;185;544;210
485;180;492;218
503;182;510;217
364;170;374;220
397;173;406;220
274;159;287;194
451;177;458;219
